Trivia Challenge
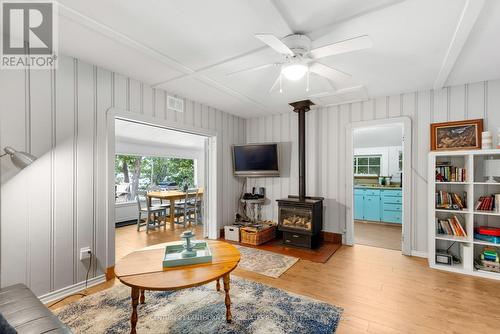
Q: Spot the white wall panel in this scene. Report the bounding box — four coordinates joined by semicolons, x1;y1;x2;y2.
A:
129;79;141;114
53;56;75;290
0;70;29;288
27;69;53;295
246;78;500;254
0;55;245;296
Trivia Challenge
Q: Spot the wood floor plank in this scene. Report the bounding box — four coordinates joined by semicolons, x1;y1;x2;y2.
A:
48;224;500;333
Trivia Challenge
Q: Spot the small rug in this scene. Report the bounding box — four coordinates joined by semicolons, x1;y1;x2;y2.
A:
234;244;299;278
55;277;343;334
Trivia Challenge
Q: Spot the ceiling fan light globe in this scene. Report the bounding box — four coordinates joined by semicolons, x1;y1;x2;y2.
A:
281;64;307;81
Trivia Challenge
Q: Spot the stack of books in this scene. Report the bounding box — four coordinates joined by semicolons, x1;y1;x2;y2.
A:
435;162;467;182
474;226;500;244
437;216;467;237
475;194;500;212
435;190;467;210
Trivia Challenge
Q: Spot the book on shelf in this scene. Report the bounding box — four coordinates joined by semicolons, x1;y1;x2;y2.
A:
475;194;500;212
435;163;467;182
436;215;467;237
435;190;467;210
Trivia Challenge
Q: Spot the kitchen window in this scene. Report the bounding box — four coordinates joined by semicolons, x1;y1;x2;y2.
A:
354;155;381;176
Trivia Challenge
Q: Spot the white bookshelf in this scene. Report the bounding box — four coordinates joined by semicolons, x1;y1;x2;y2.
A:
428;149;500;280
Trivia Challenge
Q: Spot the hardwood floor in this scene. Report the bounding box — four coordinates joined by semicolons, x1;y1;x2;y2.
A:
223;238;341;263
50;224;500;333
354;220;402;251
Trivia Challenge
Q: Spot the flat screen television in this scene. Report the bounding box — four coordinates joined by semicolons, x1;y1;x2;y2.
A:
232;143;280;177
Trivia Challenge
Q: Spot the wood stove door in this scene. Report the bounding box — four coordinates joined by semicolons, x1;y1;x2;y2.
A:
279;206;313;232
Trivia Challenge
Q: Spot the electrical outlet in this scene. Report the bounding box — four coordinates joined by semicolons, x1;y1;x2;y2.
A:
80;247;91;261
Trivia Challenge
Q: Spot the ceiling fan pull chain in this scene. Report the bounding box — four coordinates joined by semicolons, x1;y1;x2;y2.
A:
279;73;283;93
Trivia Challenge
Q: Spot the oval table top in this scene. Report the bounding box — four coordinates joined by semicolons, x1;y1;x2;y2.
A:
114;240;240;291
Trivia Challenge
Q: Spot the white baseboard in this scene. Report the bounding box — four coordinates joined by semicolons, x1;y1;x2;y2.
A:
411;250;428;258
39;274;106;304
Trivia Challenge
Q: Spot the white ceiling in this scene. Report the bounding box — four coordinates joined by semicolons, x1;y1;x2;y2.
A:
57;0;500;118
354;123;403;148
115;119;206;150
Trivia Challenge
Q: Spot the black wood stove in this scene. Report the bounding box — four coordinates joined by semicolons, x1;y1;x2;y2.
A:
277;100;323;248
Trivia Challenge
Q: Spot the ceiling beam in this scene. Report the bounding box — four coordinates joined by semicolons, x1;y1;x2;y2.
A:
433;0;485;89
58;3;271;114
59;4;194;75
307;0;407;41
268;0;297;33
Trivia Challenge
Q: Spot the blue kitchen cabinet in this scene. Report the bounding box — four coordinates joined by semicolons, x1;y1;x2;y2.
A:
354;188;402;223
354;194;364;220
381;189;402;224
363;195;381;221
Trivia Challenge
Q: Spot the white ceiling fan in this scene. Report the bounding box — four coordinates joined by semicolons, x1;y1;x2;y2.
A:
227;33;373;93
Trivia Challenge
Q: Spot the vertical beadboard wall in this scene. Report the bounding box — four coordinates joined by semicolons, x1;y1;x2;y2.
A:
0;55;246;296
246;79;500;254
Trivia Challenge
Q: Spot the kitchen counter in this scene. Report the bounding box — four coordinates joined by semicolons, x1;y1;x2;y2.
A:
354;185;402;189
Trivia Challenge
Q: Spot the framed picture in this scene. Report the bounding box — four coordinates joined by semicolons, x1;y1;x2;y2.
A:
430;119;483;151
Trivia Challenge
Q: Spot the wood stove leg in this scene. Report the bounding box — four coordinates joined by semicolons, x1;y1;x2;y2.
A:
140;289;145;304
130;287;140;334
223;274;232;323
216;278;221;291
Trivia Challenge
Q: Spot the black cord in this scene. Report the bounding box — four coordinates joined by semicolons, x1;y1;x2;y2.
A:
47;293;87;309
238;179;248;218
47;252;93;309
446;241;456;253
85;252;93;290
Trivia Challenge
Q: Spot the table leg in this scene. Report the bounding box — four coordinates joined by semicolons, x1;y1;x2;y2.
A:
216;278;220;291
140;289;145;304
169;198;175;230
130;287;140;334
223;274;232;323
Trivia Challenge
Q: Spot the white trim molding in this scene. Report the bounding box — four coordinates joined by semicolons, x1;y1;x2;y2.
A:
39;274;106;304
345;116;412;255
410;250;428;259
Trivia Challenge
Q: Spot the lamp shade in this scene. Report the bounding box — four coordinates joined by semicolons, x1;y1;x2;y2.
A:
3;146;37;169
484;158;500;183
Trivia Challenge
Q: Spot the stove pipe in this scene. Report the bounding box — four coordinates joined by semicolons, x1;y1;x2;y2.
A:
289;100;314;201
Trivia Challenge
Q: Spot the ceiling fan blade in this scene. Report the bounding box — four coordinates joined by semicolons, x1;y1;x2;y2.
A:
269;74;282;93
310;35;373;59
226;63;279;76
255;34;294;56
309;63;351;82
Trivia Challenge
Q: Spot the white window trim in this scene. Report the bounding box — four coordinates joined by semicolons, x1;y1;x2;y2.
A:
353;154;381;176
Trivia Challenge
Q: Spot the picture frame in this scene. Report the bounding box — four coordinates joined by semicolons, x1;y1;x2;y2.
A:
430;119;483;151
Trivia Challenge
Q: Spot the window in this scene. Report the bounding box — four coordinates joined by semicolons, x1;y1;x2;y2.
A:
353;155;381;176
115;155;195;203
399;151;403;171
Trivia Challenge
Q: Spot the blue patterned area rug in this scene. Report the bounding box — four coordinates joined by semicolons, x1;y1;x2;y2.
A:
55;277;343;333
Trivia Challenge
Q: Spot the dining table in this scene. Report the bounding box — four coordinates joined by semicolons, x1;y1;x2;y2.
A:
146;188;203;229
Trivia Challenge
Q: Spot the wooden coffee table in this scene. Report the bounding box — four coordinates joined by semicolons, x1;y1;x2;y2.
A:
114;240;240;334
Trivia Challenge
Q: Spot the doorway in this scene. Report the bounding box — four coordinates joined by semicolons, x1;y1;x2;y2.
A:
346;117;412;255
106;109;218;266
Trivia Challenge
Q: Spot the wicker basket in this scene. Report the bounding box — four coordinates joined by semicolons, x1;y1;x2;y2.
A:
240;225;276;246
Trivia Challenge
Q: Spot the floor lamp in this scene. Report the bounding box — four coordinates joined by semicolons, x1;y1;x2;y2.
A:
0;146;37;169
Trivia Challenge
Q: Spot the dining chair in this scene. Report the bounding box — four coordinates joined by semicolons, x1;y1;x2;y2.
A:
136;191;167;233
174;188;199;227
195;187;203;225
148;185;170;209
